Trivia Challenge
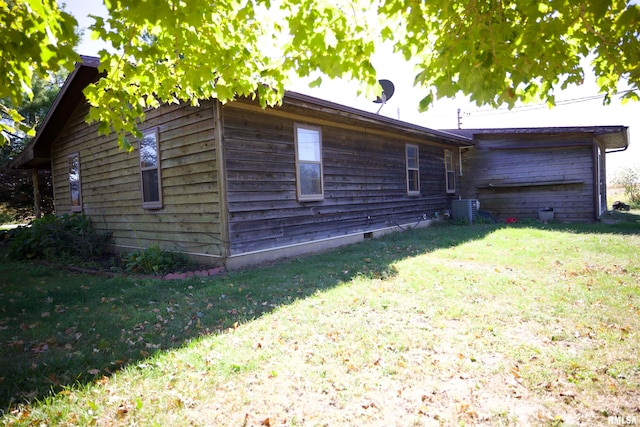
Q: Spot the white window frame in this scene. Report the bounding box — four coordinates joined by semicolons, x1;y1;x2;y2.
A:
139;128;163;209
294;123;324;201
445;149;456;194
68;152;82;212
406;144;420;195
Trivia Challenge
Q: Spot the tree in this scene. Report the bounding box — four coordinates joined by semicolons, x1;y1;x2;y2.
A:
0;0;78;144
382;0;640;109
613;165;640;207
0;72;62;219
2;0;639;149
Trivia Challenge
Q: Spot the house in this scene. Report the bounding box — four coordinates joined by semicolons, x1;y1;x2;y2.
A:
13;57;630;268
448;127;629;222
12;56;473;269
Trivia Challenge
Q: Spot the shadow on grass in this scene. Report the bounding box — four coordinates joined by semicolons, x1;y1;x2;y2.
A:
1;216;639;412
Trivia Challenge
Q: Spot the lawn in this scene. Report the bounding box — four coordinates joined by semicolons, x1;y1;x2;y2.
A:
1;214;639;426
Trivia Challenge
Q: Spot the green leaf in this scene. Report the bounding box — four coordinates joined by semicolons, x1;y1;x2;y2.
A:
418;93;434;111
309;76;323;88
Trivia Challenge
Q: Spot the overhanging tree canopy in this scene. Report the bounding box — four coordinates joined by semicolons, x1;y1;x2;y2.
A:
2;0;639;148
1;0;78;140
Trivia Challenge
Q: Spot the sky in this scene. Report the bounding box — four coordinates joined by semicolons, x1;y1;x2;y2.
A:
63;0;638;181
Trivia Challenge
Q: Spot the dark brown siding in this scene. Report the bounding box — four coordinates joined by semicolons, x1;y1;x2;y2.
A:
223;104;459;255
459;135;595;222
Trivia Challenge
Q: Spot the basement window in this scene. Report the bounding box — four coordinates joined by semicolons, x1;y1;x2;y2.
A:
140;128;163;209
406;144;420;195
445;149;456;193
294;124;324;201
68;153;82;212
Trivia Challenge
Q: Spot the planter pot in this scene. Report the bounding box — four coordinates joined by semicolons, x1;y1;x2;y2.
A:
538;207;554;222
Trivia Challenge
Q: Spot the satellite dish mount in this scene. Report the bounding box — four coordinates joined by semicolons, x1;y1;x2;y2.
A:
373;79;395;114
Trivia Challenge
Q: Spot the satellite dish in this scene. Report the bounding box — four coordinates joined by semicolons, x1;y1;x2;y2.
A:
373;79;394;114
373;79;395;104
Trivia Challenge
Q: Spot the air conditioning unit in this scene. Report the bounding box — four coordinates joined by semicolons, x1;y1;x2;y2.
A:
451;199;479;223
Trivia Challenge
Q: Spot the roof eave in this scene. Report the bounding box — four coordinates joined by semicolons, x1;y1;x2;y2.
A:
284;91;473;147
442;126;630;150
11;55;101;170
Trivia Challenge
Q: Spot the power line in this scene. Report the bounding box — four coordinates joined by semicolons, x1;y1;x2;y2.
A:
463;91;626;118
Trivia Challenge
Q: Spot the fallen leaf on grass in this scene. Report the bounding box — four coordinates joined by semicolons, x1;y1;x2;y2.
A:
171;395;196;409
559;390;576;398
361;397;381;410
458;403;479;419
117;400;135;419
260;417;273;426
511;365;523;383
10;340;24;351
347;363;359;373
96;376;109;386
46;373;60;385
31;343;49;353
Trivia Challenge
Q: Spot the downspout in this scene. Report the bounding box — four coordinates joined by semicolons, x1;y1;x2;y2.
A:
592;140;605;221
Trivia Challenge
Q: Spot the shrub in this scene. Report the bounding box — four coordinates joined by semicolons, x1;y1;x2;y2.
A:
2;214;111;261
0;211;13;224
613;165;640;208
123;245;189;275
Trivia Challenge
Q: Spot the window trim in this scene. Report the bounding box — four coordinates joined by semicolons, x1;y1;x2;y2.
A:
406;144;420;196
294;123;324;201
68;152;82;213
139;128;163;209
445;149;456;194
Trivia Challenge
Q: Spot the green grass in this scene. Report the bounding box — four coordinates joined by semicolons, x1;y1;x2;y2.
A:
1;214;639;426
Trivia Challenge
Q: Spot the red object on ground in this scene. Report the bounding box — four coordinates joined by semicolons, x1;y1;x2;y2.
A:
506;217;518;223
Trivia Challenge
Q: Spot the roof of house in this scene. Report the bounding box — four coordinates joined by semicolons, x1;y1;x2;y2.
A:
11;56;101;169
445;126;630;151
281;91;473;147
12;56;473;170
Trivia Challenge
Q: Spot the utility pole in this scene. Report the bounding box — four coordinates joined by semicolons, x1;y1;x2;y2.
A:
457;108;462;129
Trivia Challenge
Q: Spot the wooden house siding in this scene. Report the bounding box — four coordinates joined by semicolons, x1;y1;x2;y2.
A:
459;135;596;222
51;101;225;259
223;102;459;256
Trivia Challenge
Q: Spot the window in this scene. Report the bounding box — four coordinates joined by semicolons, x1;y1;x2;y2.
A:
294;124;323;200
445;149;456;193
68;153;82;212
406;144;420;195
140;128;162;209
